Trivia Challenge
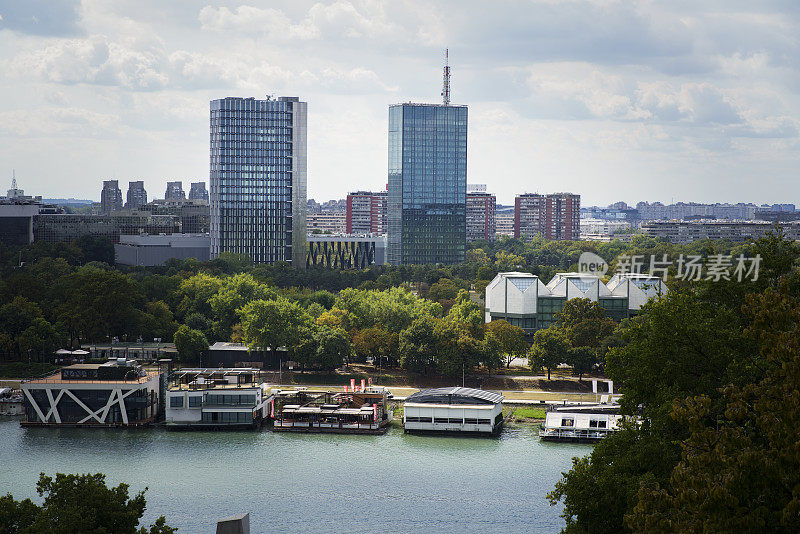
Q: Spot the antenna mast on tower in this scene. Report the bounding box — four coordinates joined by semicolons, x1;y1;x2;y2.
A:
442;48;451;105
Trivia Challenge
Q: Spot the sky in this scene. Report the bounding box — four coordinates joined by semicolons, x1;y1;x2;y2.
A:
0;0;799;207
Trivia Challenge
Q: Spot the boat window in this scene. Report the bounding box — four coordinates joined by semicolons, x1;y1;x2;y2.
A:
589;419;607;428
464;418;478;424
169;396;183;408
478;419;490;425
434;418;449;423
418;417;432;423
561;418;574;427
448;418;463;424
405;416;420;422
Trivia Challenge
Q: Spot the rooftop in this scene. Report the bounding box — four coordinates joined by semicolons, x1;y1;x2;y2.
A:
405;387;504;405
25;368;161;386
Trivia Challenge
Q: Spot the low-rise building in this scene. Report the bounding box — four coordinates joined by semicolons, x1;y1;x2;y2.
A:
484;271;667;332
114;233;210;266
403;387;504;435
165;368;271;429
306;234;387;268
21;359;163;427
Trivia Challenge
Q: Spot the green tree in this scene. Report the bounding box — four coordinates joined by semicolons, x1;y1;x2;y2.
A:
239;297;313;359
529;327;571;380
567;346;596;381
209;273;275;340
314;326;350;371
173;325;209;365
435;319;486;377
627;287;800;533
485;319;527;367
495;250;525;271
18;318;64;362
0;472;175;534
399;315;439;373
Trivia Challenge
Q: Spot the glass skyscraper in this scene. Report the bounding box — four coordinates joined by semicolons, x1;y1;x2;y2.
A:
209;96;307;265
387;103;467;265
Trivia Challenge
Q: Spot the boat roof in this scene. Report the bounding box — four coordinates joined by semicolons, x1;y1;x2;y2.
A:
405;387;503;405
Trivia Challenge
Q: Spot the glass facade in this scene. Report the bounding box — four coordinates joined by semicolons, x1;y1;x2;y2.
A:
387;103;467;265
210;96;307;265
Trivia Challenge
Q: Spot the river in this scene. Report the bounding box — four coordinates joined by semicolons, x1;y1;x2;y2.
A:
0;418;591;533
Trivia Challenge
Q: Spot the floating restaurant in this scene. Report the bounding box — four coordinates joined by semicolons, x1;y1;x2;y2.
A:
539;403;623;443
21;359;163;427
165;368;273;430
403;387;505;435
272;381;392;434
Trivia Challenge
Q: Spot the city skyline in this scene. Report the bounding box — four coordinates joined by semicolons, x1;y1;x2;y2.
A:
1;2;799;207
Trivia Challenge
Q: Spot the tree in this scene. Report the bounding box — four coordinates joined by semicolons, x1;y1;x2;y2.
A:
435;319;486;377
0;472;175;534
528;327;571;380
399;315;439;373
316;307;348;330
567;346;596;381
314;326;350;371
75;235;115;265
208;273;275;340
485;319;527;367
495;250;525;271
627;287;800;532
18;318;64;362
173;325;208;365
239;297;313;358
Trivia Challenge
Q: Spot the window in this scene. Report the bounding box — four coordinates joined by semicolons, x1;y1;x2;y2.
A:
561;418;574;427
589;419;607;428
418;417;432;423
477;419;490;425
434;417;449;424
464;418;478;424
448;418;463;424
405;416;420;422
188;396;201;408
169;396;183;408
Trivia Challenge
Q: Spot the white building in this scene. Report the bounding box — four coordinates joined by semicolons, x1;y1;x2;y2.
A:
165;368;272;429
403;387;504;435
21;359;162;426
579;218;632;241
484;271;667;332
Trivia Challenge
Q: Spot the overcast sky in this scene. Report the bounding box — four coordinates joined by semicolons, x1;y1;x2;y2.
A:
0;0;798;206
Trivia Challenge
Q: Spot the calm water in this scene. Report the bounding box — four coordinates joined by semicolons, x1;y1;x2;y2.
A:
0;417;591;533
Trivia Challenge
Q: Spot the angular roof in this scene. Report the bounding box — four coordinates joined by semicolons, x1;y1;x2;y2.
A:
405;387;503;405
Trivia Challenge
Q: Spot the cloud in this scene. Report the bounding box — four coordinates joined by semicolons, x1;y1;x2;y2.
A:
0;0;82;36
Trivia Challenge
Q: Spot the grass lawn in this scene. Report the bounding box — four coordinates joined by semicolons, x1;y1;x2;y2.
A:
510;406;547;419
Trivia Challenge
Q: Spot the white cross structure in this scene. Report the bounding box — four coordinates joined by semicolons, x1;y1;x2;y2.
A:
21;368;162;426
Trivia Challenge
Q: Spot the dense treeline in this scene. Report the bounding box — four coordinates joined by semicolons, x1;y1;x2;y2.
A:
548;231;800;533
0;233;748;377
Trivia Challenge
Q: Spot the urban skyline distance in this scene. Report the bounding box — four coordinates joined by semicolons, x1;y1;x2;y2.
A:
1;2;798;207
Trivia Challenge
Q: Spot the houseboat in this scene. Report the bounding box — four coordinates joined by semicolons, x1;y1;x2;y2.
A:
272;385;392;434
539;403;623;443
403;387;504;435
21;359;162;427
0;387;24;416
165;368;273;430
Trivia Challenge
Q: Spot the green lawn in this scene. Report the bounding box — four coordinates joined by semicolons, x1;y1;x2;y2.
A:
509;407;546;419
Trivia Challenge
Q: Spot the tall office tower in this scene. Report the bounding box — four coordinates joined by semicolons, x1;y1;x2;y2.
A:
514;192;580;240
126;181;147;209
189;182;209;202
165;181;185;200
346;190;387;234
210;96;307;265
466;190;496;241
100;180;123;213
387;53;467;265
